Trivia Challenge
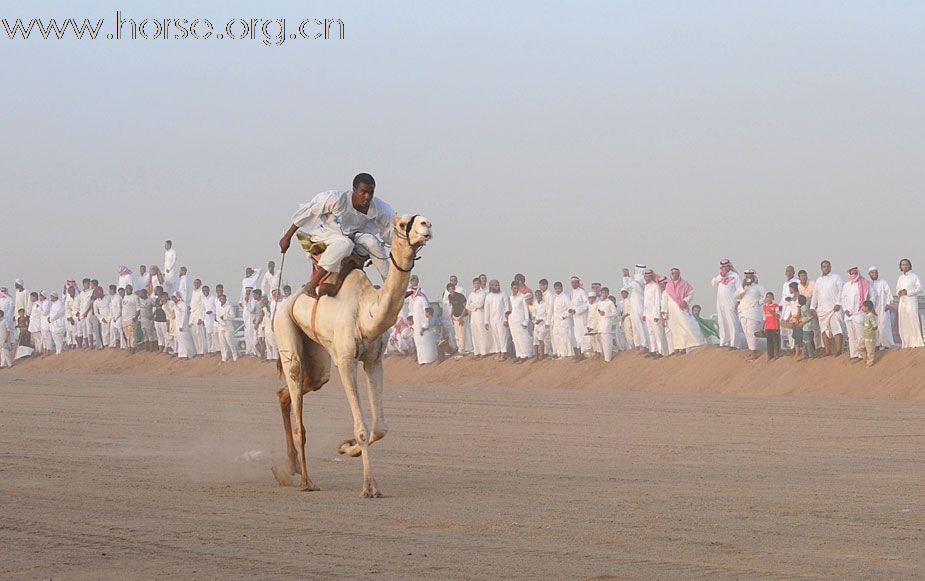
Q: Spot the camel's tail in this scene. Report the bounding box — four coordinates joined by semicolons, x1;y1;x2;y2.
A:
276;358;284;380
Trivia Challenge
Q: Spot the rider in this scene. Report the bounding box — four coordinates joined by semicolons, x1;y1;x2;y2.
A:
279;173;394;298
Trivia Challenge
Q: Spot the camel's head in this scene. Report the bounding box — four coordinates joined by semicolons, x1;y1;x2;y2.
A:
393;214;433;249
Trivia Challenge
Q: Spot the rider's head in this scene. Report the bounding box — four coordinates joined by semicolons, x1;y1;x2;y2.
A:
352;173;376;213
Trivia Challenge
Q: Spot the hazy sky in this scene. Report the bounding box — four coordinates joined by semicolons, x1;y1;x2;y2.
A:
4;1;925;311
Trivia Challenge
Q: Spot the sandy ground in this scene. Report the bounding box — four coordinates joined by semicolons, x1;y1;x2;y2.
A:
1;369;922;578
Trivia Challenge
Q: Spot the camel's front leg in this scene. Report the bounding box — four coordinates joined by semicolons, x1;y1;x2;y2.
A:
335;358;381;498
363;356;388;445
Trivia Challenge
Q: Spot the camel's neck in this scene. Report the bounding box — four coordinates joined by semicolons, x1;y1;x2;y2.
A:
359;243;415;338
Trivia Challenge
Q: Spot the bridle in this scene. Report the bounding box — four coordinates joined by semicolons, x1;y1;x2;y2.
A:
390;215;424;273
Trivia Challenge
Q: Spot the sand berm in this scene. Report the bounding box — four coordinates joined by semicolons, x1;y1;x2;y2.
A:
12;346;924;400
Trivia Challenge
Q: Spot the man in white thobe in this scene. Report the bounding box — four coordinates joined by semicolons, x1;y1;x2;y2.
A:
896;258;924;348
622;265;649;352
93;287;110;348
260;261;282;299
484;280;511;361
164;240;177;295
117;266;133;292
47;292;67;354
279;173;394;297
810;260;845;356
76;279;95;349
190;279;206;356
643;271;668;357
201;286;219;356
216;294;238;362
242;288;259;356
780;265;800;351
586;292;602;358
551;282;575;358
134;266;150;295
663;268;705;354
108;286;123;348
411;288;438;364
711;259;744;349
735;269;765;358
0;289;14;332
466;278;491;356
177;268;190;304
620;290;634;349
840;267;871;360
867;267;895;349
508;283;533;360
567;277;590;357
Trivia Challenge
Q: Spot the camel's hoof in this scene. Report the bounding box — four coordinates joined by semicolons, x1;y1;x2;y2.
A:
337;439;362;457
361;488;383;498
271;465;292;487
298;481;320;492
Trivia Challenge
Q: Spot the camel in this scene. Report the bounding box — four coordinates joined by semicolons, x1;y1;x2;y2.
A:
273;214;432;497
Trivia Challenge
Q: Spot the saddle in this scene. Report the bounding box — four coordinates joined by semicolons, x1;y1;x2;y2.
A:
296;232;371;298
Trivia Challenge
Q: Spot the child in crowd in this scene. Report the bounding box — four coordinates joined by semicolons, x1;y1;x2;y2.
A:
16;308;31;349
787;295;804;358
798;295;815;359
858;300;878;367
762;292;781;360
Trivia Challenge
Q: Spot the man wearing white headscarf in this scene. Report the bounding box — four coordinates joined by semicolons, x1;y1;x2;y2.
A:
484;280;511;361
47;291;66;354
711;259;744;349
867;267;895;349
736;269;765;359
466;277;491;357
643;270;668;357
117;266;133;291
810;260;845;356
840;267;871;360
896;258;924;348
171;292;195;359
621;265;649;352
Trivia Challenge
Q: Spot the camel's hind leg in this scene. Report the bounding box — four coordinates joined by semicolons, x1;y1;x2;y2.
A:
275;302;330;492
276;386;299;476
